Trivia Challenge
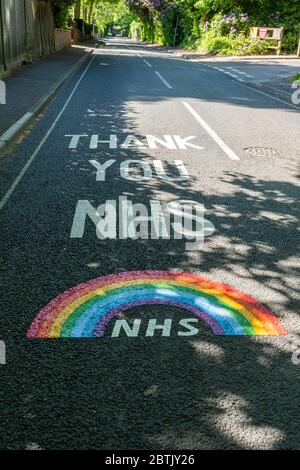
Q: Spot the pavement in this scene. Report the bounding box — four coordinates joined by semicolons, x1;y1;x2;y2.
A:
0;44;96;152
0;37;299;450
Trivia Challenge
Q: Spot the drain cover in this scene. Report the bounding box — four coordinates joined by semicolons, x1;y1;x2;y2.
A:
244;147;280;158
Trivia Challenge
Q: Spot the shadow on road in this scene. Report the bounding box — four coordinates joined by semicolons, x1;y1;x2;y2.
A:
0;42;299;450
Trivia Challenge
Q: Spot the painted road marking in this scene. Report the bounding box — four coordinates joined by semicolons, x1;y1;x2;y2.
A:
0;53;97;211
182;101;240;161
236;81;300;111
155;71;173;89
143;59;152;68
236;71;254;78
204;62;299;109
212;65;254;81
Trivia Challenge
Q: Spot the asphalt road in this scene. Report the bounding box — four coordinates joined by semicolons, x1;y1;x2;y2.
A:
0;38;299;450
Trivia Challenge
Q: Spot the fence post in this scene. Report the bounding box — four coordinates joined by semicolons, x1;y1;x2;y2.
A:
0;0;6;70
297;30;300;57
24;0;27;58
173;15;179;47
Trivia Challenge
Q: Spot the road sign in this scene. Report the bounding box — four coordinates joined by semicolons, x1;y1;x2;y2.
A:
273;28;282;40
259;28;268;39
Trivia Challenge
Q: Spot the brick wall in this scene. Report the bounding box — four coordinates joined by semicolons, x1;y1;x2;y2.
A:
55;29;72;51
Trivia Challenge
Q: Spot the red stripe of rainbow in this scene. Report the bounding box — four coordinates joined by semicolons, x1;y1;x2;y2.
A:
27;271;287;338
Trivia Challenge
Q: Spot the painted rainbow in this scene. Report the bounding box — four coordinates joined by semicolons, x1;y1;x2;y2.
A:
27;271;287;338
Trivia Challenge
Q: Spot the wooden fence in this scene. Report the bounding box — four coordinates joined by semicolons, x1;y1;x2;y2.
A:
0;0;54;72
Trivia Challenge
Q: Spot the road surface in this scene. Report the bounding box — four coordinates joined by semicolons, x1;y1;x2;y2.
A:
0;38;299;450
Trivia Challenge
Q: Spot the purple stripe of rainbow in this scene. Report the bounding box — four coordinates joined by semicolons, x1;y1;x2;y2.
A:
27;271;287;338
94;299;224;336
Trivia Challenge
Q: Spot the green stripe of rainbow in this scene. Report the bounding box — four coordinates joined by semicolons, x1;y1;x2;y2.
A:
27;271;287;338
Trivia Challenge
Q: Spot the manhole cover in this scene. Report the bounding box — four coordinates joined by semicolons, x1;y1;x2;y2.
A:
244;147;280;158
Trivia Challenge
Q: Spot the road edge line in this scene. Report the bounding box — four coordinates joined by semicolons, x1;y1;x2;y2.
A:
0;52;97;211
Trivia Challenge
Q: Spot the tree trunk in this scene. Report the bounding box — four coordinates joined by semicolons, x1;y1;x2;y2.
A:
88;0;95;24
74;0;81;19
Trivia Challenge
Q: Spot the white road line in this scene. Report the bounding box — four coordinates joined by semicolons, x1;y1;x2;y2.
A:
143;59;152;68
0;53;97;211
214;65;255;80
235;81;300;111
155;71;173;89
182;101;240;161
203;62;299;109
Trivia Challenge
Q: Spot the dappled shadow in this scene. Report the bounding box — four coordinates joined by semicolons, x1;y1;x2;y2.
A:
0;39;299;450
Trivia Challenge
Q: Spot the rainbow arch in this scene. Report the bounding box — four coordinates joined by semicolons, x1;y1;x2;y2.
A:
27;271;287;338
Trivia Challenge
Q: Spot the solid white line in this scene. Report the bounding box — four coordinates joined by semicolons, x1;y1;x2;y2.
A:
143;59;152;68
155;71;173;89
203;62;299;109
0;53;97;211
182;101;240;161
235;81;300;111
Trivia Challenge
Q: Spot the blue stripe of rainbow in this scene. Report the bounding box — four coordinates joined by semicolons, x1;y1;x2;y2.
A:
27;271;287;337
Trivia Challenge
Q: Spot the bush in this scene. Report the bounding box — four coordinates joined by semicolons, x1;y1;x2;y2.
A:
126;1;300;55
282;32;299;54
129;20;143;40
198;35;233;54
198;35;276;56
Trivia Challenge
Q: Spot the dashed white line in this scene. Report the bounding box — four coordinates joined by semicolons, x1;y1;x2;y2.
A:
143;59;152;68
0;53;97;211
182;101;240;161
155;71;173;89
211;64;254;81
